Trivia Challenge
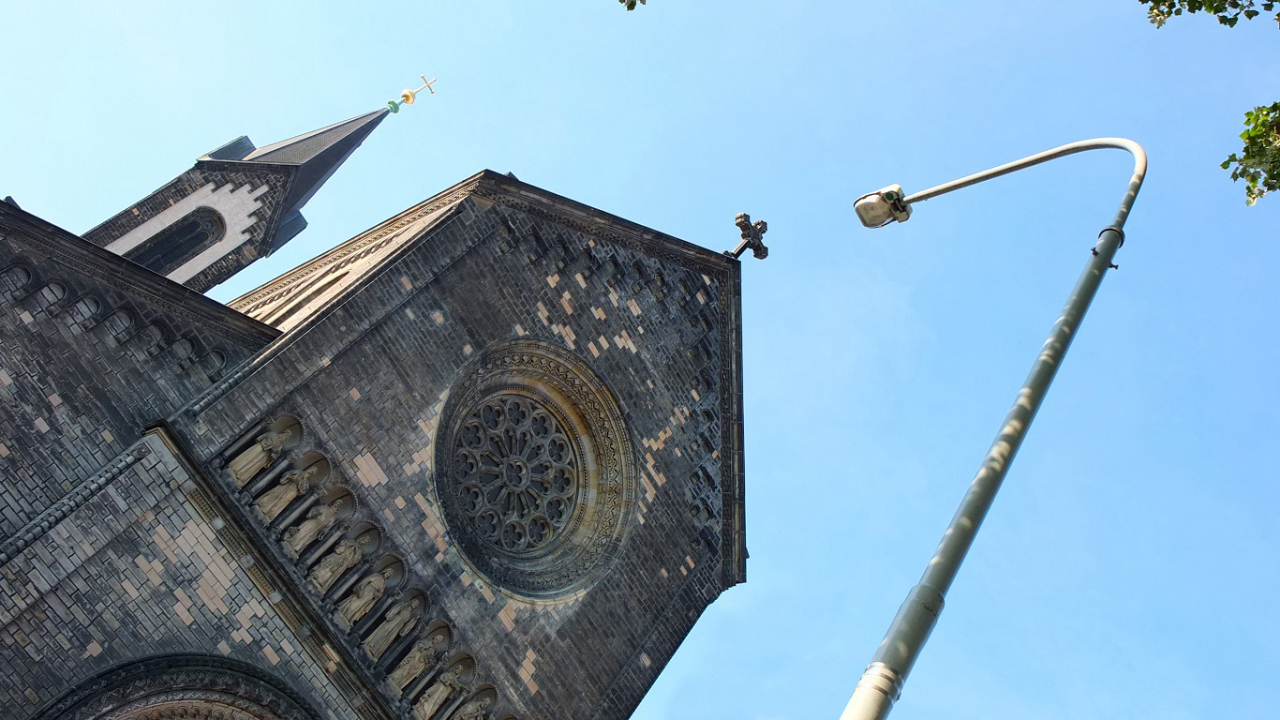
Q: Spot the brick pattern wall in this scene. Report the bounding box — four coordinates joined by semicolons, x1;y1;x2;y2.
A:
0;205;278;537
0;433;362;720
165;175;745;720
0;173;745;720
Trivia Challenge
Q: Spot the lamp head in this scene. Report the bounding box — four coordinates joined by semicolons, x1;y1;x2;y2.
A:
854;184;912;228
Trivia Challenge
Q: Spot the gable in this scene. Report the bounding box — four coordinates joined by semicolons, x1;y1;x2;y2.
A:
163;172;745;719
229;175;476;331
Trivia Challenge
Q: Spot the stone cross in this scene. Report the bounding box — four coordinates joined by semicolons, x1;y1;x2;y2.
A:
729;213;769;260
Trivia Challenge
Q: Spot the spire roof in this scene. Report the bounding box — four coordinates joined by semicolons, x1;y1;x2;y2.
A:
242;109;389;216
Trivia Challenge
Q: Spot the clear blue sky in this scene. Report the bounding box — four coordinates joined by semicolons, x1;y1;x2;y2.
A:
3;2;1277;718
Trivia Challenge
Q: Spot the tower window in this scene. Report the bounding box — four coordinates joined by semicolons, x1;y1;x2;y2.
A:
124;206;226;273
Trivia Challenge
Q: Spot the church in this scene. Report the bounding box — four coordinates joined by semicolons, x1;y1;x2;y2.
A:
0;101;748;720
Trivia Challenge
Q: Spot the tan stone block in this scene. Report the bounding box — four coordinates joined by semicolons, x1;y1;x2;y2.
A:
354;452;390;487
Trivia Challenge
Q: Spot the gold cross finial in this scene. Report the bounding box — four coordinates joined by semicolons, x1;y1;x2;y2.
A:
388;75;438;113
403;75;437;102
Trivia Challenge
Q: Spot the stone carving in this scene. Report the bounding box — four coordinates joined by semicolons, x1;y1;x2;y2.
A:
437;340;638;597
32;655;322;720
387;632;449;693
337;567;393;625
282;498;346;557
229;429;292;486
309;534;371;594
450;695;492;720
363;597;421;660
454;395;579;553
731;212;769;260
412;664;465;720
254;465;320;521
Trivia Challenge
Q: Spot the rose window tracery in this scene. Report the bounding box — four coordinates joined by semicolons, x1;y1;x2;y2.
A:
454;395;580;553
436;340;639;597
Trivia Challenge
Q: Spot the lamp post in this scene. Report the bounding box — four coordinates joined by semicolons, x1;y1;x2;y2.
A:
841;138;1148;720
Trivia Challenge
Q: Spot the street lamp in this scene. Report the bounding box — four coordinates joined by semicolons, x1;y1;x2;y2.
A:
841;138;1148;720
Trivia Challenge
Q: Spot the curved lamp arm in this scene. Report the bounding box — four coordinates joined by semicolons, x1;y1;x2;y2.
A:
855;137;1147;231
842;138;1147;720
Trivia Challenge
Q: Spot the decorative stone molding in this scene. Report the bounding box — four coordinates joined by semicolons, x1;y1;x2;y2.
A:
216;416;516;718
0;443;150;565
435;339;638;598
30;655;322;720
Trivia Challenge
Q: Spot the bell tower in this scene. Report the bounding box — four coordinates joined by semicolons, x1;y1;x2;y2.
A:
82;110;389;293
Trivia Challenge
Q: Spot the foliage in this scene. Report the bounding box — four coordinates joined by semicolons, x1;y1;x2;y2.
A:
619;0;646;9
1222;103;1280;205
1139;0;1280;203
1140;0;1278;27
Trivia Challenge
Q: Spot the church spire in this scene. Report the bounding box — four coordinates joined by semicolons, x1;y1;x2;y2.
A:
239;109;389;220
83;108;391;293
84;76;437;294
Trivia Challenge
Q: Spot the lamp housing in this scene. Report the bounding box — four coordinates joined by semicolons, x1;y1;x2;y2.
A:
854;184;912;228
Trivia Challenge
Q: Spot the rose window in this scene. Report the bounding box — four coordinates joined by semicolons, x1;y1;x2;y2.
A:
454;395;580;554
436;340;638;597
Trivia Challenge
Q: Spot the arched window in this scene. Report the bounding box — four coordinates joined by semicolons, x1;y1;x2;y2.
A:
124;207;225;273
1;264;33;295
32;655;322;720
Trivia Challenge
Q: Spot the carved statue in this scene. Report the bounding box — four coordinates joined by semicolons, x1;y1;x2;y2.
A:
450;695;492;720
229;429;292;486
363;597;421;660
282;498;346;557
387;632;448;693
413;663;465;720
336;567;393;626
309;534;370;594
254;465;320;521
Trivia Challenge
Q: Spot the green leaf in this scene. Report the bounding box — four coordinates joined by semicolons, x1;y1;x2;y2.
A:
1140;3;1279;202
1222;102;1280;204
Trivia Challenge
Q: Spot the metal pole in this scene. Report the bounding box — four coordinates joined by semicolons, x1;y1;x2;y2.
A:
840;138;1147;720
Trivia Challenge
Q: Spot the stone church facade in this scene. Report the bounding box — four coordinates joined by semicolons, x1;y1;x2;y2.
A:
0;107;746;720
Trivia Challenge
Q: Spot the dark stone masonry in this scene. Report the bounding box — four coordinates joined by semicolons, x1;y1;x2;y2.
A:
1;110;746;720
